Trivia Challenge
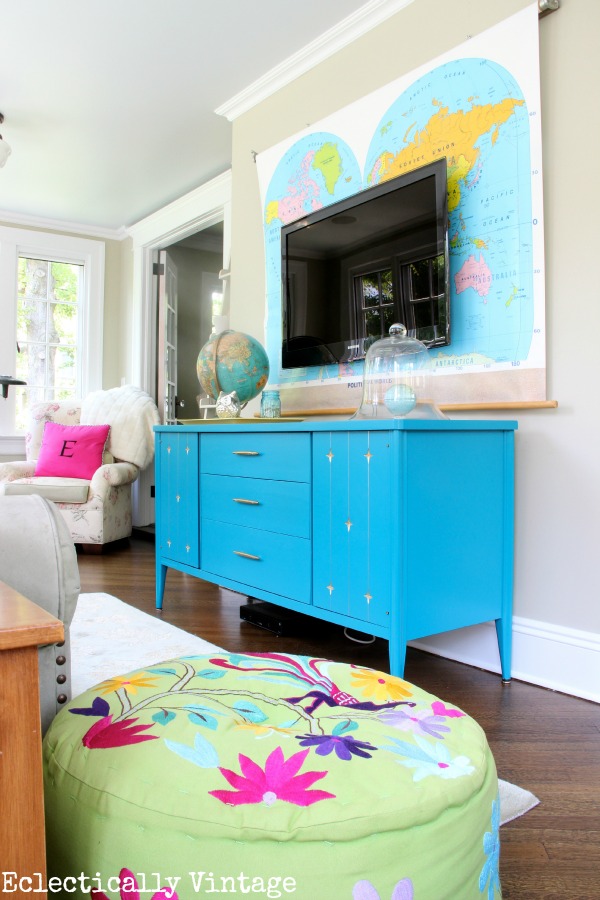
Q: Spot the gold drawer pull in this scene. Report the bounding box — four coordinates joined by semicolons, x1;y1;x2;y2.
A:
233;498;260;505
232;450;260;456
233;550;261;561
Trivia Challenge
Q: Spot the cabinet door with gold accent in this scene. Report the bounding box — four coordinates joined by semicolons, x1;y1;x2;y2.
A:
156;431;199;566
312;430;392;629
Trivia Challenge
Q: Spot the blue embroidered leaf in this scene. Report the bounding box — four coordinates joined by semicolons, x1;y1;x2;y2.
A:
164;733;219;768
383;737;435;763
332;719;358;736
188;711;218;730
152;709;176;726
69;696;110;718
232;700;268;723
147;667;178;675
194;668;225;679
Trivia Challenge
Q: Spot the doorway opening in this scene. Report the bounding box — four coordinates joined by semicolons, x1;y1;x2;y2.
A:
156;222;224;423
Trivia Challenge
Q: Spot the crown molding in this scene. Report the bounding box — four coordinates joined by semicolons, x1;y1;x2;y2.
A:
127;170;231;249
215;0;416;122
0;208;127;241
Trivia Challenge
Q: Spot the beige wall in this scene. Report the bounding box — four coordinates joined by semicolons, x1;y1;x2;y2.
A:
228;0;600;637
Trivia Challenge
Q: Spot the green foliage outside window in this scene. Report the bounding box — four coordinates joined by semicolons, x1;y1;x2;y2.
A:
15;258;81;431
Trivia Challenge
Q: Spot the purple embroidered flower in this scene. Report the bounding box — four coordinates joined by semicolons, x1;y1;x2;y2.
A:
379;708;450;740
295;733;378;760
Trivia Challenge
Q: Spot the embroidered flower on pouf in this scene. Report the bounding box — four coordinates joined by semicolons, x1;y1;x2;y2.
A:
479;795;501;899
352;877;414;899
350;667;413;703
209;745;335;807
295;732;378;760
91;867;178;900
384;734;475;782
82;715;159;749
98;673;160;695
378;708;451;740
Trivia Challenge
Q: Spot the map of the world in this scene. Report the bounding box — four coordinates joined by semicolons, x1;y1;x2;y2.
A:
258;6;545;404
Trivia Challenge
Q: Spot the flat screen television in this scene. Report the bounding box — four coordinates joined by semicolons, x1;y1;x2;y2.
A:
281;157;449;370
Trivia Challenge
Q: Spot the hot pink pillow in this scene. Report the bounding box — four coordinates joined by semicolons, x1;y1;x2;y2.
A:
35;422;111;479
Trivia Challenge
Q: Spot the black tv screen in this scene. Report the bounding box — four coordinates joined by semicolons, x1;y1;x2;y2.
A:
281;158;449;370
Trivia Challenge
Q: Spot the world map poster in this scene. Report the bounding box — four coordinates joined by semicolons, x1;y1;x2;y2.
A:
256;3;546;408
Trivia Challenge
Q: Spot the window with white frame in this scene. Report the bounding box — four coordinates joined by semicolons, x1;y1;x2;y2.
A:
0;227;104;439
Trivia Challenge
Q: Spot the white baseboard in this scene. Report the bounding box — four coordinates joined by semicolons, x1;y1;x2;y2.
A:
409;616;600;704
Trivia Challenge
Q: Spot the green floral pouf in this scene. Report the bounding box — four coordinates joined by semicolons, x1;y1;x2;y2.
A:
43;653;501;899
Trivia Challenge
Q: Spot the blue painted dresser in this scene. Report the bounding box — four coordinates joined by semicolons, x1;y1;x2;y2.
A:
154;419;517;678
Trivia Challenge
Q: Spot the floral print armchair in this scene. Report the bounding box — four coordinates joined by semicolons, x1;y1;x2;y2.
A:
0;385;159;547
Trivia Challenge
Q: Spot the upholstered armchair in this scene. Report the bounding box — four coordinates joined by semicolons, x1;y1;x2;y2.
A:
0;385;160;547
0;494;80;733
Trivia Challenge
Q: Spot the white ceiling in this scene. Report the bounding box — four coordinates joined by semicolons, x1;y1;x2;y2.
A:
0;0;406;233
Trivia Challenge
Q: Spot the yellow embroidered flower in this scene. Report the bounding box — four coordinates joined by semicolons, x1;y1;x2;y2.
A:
234;720;293;738
98;673;159;695
350;668;412;702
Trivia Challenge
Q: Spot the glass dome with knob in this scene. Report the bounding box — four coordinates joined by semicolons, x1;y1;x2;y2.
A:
352;323;446;420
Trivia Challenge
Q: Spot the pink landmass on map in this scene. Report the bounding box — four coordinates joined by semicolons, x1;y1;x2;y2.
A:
277;150;322;223
454;254;492;297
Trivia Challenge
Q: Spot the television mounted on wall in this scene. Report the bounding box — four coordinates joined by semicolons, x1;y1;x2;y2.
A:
281;157;449;371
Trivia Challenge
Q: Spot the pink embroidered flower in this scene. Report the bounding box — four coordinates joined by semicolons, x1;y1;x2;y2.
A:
91;867;178;900
209;746;335;807
82;715;159;749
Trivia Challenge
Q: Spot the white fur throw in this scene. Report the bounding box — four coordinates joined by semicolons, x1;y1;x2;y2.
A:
81;385;160;470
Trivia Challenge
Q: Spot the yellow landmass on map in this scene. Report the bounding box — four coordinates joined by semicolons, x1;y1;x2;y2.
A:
432;351;495;367
378;98;525;211
403;121;417;143
506;285;518;307
312;142;343;195
265;200;280;225
471;237;488;249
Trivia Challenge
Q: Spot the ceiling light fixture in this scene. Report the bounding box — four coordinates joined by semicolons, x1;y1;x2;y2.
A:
0;113;12;168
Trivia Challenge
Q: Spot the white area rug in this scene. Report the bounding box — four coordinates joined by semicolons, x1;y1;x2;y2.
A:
70;592;223;698
70;592;539;826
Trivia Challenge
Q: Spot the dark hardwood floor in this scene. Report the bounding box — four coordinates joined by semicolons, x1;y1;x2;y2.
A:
77;536;600;900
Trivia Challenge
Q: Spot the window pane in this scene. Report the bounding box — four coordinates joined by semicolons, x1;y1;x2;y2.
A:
431;254;444;296
18;258;49;300
17;299;48;343
381;270;393;304
361;275;380;308
16;256;81;429
16;342;48;388
50;261;80;303
409;259;431;300
413;301;434;330
365;309;382;337
50;302;78;344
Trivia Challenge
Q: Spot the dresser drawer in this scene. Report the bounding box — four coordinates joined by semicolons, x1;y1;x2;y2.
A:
201;521;311;603
201;474;310;538
200;432;310;481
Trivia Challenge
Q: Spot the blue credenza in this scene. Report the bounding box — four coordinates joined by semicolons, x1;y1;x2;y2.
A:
154;419;517;679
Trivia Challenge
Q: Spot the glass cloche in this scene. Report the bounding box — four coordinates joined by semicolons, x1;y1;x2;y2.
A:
353;324;446;420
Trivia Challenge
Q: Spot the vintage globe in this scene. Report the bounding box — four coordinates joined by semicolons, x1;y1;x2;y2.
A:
197;330;270;405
